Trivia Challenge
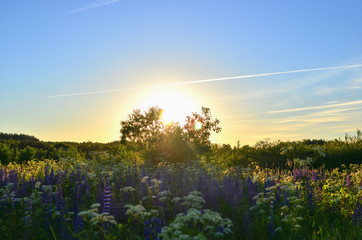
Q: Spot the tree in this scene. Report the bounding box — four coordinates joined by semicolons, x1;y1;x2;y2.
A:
120;106;165;147
120;106;221;162
183;107;221;154
0;143;11;165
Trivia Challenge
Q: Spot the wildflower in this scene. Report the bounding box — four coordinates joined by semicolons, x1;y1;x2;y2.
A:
103;181;112;214
24;199;32;225
307;187;315;212
144;217;162;240
74;215;84;233
345;172;351;189
243;210;250;233
56;186;64;213
311;170;318;182
353;200;361;226
283;190;290;206
268;214;275;239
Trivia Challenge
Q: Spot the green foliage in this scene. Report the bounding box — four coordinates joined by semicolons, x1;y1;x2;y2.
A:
120;106;221;163
0;143;12;165
159;191;233;240
17;146;37;163
183;107;221;155
206;130;361;170
1;158;361;240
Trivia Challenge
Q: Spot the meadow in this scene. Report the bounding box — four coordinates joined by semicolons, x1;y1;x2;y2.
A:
0;152;361;240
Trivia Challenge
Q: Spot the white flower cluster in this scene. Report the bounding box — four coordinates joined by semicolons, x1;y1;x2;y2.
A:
159;191;233;240
125;204;158;221
78;203;117;226
182;191;206;210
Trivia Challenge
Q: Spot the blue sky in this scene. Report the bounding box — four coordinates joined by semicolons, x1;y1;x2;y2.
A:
1;0;362;145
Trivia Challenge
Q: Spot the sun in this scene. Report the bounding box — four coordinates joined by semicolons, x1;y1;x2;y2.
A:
161;111;174;124
138;88;198;125
194;121;203;130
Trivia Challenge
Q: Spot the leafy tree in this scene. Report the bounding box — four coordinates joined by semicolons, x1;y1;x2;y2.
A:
183;107;221;154
0;143;11;165
120;106;164;146
120;106;221;163
17;146;37;163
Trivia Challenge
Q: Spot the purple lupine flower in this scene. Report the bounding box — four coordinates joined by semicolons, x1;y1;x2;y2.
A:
74;215;84;233
73;183;82;219
84;180;90;199
42;188;53;219
268;214;275;240
304;167;311;182
197;169;209;196
307;186;315;212
110;194;121;221
119;203;127;221
24;199;33;225
275;186;281;204
295;186;299;198
44;164;50;184
103;181;112;214
18;175;27;198
223;175;234;204
2;168;8;186
346;172;351;189
352;200;361;226
293;169;299;181
139;180;148;199
56;186;64;214
158;173;169;193
8;170;18;197
0;168;3;187
264;175;273;194
206;177;221;211
246;176;256;204
10;190;16;207
139;164;146;178
311;170;318;182
144;217;162;240
47;168;54;185
316;187;322;201
283;190;290;207
243;210;250;234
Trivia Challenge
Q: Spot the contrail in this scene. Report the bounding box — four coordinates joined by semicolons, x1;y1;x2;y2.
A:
65;0;119;14
48;63;362;98
269;100;362;114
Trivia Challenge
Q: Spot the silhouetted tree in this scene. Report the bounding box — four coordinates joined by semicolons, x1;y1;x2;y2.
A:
184;107;221;154
120;106;221;162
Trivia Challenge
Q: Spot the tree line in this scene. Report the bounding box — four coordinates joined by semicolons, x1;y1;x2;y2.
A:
1;107;361;169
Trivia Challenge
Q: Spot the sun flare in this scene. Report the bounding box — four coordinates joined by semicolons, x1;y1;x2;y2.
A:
138;88;198;125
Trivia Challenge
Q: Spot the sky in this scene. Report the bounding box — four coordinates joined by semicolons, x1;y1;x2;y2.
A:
1;0;362;146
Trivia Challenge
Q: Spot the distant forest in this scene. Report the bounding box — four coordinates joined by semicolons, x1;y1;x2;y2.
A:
1;130;361;169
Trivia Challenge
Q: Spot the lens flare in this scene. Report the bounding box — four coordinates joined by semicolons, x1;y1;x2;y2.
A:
194;122;202;130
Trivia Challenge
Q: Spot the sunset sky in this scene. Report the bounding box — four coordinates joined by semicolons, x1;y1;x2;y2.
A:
1;1;362;146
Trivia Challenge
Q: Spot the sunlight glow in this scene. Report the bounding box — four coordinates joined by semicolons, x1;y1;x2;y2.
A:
138;88;199;125
194;122;203;130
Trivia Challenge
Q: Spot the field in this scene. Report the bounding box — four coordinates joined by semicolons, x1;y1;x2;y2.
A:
0;155;361;240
